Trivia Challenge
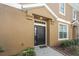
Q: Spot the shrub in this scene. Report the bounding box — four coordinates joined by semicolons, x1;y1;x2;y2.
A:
17;48;36;56
60;39;79;48
22;48;35;56
60;40;71;48
71;39;79;46
74;39;79;45
0;47;5;52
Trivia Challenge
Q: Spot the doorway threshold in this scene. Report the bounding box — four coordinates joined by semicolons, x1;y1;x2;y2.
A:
35;45;47;48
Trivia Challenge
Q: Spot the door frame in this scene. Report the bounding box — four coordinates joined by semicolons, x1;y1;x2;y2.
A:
34;19;47;46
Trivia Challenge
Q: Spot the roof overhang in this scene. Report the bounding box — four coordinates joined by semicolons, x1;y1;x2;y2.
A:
2;3;22;9
2;3;58;18
2;3;45;9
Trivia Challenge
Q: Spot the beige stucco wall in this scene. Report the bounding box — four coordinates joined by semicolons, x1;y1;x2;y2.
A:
28;6;55;20
28;5;73;46
48;20;59;46
0;3;73;55
72;11;79;39
47;20;73;46
0;4;34;55
47;3;73;22
76;12;79;39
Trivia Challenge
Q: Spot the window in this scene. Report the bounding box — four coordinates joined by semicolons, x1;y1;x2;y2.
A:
58;23;68;40
59;3;65;15
73;9;77;21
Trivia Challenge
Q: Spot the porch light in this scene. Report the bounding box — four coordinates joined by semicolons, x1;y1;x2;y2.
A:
39;16;43;20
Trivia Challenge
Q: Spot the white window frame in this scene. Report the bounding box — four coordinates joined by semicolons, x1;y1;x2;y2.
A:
58;23;69;40
59;3;65;16
73;9;77;21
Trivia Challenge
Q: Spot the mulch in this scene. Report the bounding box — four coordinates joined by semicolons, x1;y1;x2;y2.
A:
51;46;74;56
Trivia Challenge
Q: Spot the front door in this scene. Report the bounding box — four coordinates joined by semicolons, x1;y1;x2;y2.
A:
34;25;46;46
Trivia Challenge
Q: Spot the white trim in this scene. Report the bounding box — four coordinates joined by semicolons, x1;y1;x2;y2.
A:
22;4;44;9
34;19;46;23
34;19;47;26
44;4;58;19
3;3;58;19
34;19;47;46
34;23;46;26
44;4;71;24
72;9;77;21
3;3;71;24
2;3;45;9
58;22;69;40
59;3;65;16
57;18;71;24
2;3;21;9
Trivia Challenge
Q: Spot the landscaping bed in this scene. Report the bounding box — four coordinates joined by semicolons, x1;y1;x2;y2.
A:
14;48;36;56
53;39;79;56
54;46;79;56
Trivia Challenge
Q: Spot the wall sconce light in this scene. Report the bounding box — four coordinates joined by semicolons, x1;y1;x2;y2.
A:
39;16;43;20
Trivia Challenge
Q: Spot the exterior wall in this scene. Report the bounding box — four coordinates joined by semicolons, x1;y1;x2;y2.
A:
28;6;55;19
0;3;73;55
47;3;73;22
48;20;73;46
72;11;79;39
69;23;73;40
0;4;34;55
77;11;79;21
76;12;79;39
28;5;73;46
48;20;59;46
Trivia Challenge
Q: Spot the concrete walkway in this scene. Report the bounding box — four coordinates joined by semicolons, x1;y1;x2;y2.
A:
35;46;64;56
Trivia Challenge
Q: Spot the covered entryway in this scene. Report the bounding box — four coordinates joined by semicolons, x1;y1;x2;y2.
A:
34;20;47;46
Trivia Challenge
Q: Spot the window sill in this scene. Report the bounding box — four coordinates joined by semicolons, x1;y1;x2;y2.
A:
58;38;68;40
73;19;77;21
59;11;65;16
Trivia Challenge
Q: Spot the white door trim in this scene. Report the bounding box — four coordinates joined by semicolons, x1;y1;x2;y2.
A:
34;23;46;27
34;20;47;46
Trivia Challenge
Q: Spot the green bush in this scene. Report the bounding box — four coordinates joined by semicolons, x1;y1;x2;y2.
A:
17;48;35;56
74;39;79;45
60;40;71;48
22;48;35;56
0;47;5;52
71;39;79;46
60;39;79;48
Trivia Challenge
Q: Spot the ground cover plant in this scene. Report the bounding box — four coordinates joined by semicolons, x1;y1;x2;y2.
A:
14;48;36;56
54;39;79;56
